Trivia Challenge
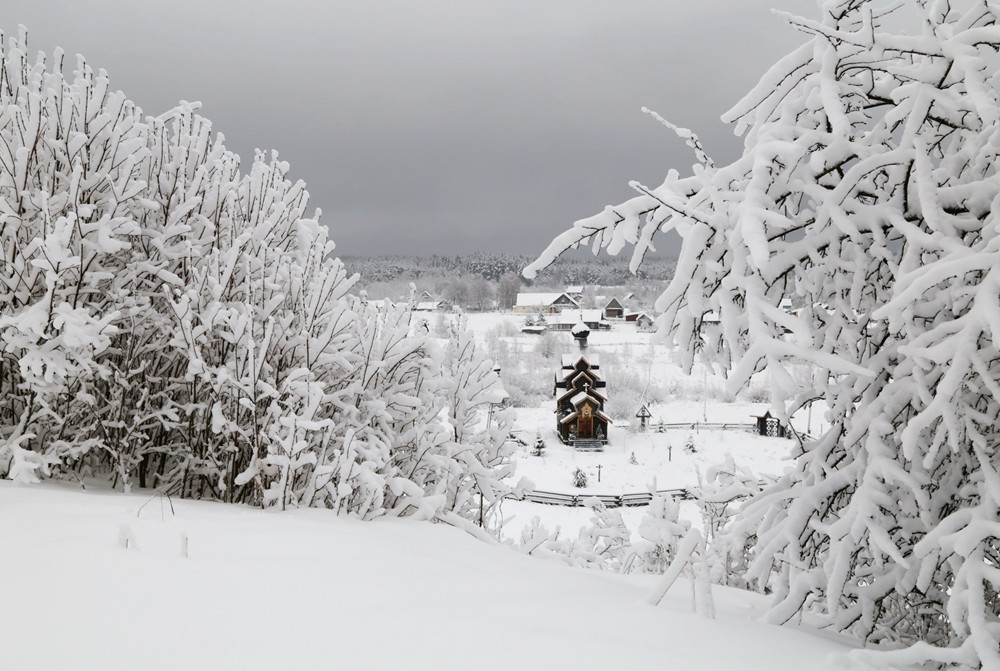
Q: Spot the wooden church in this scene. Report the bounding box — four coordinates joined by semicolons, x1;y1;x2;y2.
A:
553;354;611;449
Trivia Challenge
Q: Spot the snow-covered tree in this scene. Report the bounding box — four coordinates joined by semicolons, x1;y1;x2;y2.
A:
438;318;520;530
496;273;520;311
525;2;1000;666
532;432;546;457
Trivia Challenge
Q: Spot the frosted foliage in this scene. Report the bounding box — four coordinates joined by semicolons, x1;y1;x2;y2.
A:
0;30;512;527
441;319;520;532
636;493;690;574
527;2;1000;667
691;456;762;588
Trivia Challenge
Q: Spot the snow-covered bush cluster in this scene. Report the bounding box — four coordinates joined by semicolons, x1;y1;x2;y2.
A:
526;0;1000;667
515;471;754;586
0;29;518;527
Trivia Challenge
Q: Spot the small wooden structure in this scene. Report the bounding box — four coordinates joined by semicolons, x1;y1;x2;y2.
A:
752;411;789;438
636;404;652;431
554;355;611;448
625;312;654;330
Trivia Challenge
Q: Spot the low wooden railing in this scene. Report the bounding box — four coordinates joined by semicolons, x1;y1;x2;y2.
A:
517;488;692;508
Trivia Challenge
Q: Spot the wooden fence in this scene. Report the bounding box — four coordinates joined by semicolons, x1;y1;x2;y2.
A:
518;488;693;508
508;420;801;509
646;421;758;433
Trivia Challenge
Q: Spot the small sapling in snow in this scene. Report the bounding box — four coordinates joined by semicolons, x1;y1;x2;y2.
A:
532;432;546;457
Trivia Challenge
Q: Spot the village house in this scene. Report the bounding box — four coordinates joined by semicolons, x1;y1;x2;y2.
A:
553;354;611;449
413;299;451;312
603;297;625;320
547;309;609;332
513;292;580;314
624;312;654;330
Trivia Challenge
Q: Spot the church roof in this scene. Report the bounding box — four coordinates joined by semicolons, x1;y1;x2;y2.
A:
560;353;600;369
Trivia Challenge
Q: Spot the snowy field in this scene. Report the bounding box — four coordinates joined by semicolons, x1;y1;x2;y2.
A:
0;482;865;671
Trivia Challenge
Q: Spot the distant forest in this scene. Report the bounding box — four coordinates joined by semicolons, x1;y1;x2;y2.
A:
342;252;677;308
342;252;676;285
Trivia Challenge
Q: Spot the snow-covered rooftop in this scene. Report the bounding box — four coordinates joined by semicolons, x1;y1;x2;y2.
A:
414;301;442;311
561;353;600;368
515;292;577;307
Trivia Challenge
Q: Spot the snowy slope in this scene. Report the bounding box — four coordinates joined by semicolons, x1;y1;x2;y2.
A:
0;483;865;671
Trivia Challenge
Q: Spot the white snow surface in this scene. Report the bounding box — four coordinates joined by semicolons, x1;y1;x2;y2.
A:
0;482;864;671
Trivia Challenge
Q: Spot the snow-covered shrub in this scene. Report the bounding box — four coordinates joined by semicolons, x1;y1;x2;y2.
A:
496;320;520;338
432;312;450;338
437;318;521;530
527;1;1000;665
496;356;550;408
533;330;558;359
514;516;562;559
690;456;761;587
571;467;588;488
634;493;690;574
0;30;516;528
600;361;662;420
742;383;770;404
706;384;737;404
526;499;633;572
573;499;632;571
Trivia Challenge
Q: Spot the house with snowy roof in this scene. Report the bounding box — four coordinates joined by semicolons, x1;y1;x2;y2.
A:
548;309;608;331
553;354;611;449
413;300;451;312
624;312;654;330
513;292;580;314
603;297;625;320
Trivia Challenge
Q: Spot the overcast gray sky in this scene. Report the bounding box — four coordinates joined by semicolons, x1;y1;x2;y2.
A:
2;1;816;257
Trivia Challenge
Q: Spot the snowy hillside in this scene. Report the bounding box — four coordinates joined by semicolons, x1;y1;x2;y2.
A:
0;482;862;671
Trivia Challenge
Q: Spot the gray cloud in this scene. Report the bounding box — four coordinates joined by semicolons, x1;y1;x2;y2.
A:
2;0;818;256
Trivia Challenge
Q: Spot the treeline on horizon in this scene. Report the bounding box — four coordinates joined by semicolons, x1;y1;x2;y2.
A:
341;252;678;286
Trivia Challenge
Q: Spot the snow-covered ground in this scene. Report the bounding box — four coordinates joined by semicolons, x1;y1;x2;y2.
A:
458;311;823;541
2;311;859;671
0;482;863;671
